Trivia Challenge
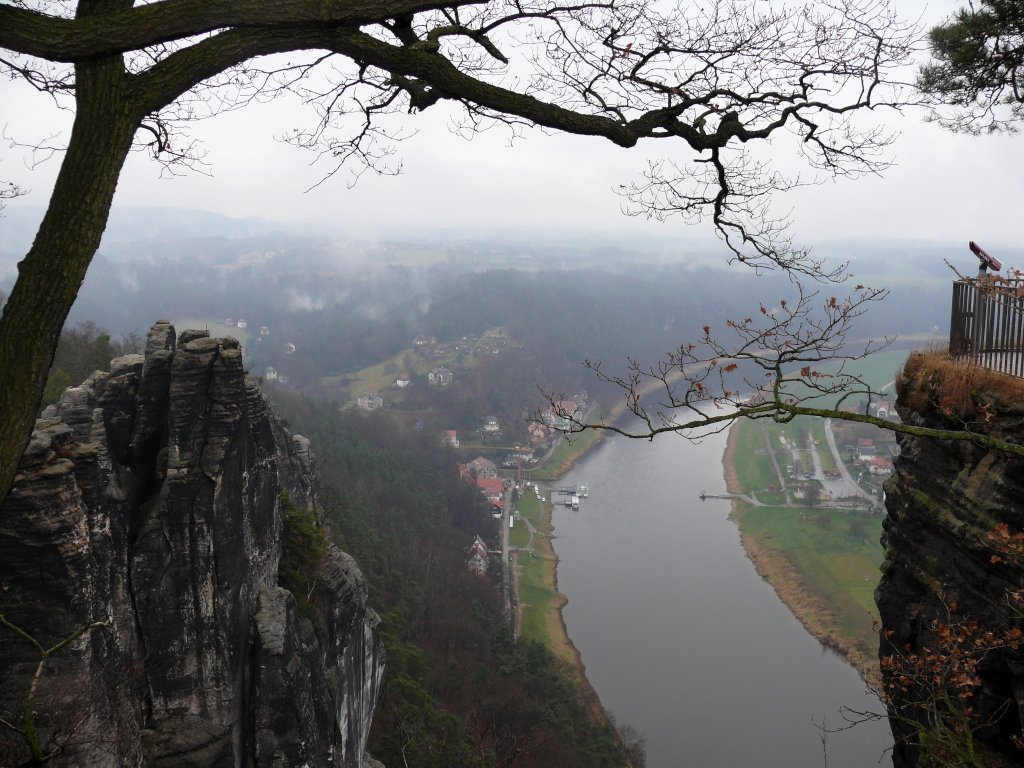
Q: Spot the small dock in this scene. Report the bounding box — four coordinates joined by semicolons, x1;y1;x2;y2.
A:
699;491;765;507
557;483;589;497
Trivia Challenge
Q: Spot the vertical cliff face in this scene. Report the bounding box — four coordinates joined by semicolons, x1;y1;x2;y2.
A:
0;322;384;768
877;353;1024;767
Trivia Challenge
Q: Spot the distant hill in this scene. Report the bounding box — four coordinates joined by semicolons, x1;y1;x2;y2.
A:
0;205;314;267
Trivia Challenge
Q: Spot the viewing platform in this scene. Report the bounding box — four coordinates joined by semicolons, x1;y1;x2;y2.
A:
949;243;1024;378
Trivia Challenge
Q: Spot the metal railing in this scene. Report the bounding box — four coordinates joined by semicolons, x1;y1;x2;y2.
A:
950;275;1024;377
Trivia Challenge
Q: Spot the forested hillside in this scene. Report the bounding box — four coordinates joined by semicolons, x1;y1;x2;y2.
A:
272;393;636;768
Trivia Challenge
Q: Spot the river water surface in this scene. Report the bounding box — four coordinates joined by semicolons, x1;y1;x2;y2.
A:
548;425;892;768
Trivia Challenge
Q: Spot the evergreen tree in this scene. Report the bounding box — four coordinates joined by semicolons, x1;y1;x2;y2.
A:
919;0;1024;132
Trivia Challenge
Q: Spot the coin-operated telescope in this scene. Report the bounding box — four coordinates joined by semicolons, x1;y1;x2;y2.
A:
969;241;1001;275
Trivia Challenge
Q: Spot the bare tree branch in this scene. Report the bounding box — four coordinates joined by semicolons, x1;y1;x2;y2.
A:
0;0;490;62
542;287;1024;460
0;0;919;507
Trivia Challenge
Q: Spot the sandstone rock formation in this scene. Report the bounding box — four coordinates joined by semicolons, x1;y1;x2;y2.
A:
0;322;384;767
878;353;1024;767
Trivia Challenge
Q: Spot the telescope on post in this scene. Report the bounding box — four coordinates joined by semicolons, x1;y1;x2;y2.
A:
969;241;1001;275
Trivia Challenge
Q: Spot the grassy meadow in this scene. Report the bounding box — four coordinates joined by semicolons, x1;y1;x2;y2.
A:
726;348;910;677
512;491;576;664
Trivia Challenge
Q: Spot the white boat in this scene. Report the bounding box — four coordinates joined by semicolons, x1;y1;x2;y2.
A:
579;484;589;498
571;495;580;510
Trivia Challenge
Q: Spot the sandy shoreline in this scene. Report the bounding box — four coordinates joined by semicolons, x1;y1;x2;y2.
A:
722;421;880;684
550;546;609;720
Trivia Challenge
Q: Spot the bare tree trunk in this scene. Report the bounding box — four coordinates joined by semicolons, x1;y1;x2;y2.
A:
0;52;136;507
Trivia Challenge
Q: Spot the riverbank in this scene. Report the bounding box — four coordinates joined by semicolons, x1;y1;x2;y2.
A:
520;377;690;716
514;473;610;721
723;419;881;683
515;393;662;723
533;371;676;480
531;429;604;480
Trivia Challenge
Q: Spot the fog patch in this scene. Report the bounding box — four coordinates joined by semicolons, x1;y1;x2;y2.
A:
286;288;326;312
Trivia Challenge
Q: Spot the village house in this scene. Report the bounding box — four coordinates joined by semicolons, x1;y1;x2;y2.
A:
502;448;536;468
482;416;501;434
264;366;278;381
868;456;894;475
259;325;270;336
440;430;459;448
857;438;876;461
476;477;504;505
542;400;579;430
357;392;383;410
236;319;247;328
528;422;550;446
467;456;498;479
428;367;453;387
284;342;296;355
466;535;489;576
395;374;411;388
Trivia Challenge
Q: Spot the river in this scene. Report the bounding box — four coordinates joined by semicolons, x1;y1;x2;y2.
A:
548;425;893;768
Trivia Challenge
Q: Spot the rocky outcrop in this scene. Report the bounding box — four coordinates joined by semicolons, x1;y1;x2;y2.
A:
0;322;384;768
877;353;1024;767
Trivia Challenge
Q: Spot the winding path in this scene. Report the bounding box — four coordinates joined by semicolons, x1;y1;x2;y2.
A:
823;418;882;510
761;422;793;504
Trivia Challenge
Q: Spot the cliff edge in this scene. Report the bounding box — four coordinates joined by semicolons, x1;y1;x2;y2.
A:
0;321;384;768
878;352;1024;767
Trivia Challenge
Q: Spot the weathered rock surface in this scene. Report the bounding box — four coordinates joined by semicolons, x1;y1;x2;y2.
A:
878;356;1024;766
0;322;383;768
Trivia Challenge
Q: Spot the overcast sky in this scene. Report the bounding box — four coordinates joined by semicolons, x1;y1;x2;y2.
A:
3;0;1023;255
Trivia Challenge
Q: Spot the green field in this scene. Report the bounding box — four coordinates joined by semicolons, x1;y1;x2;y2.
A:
779;348;908;407
839;348;908;393
740;503;882;627
518;546;560;646
512;491;573;659
331;329;508;406
726;347;909;674
732;419;780;494
510;494;537;549
734;348;908;488
340;349;425;402
730;418;886;670
509;517;530;549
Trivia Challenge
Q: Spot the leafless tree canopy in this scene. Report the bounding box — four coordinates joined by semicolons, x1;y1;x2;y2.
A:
544;283;894;438
541;282;1024;461
0;0;916;504
1;0;914;261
